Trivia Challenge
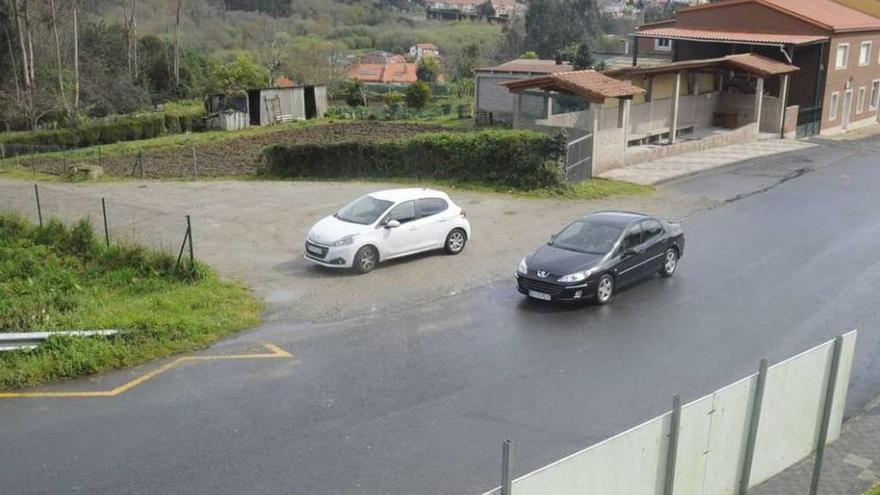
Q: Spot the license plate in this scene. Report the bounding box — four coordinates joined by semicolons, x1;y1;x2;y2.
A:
306;244;322;255
528;290;552;301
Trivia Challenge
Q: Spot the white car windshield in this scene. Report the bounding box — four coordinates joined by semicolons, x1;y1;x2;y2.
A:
551;221;622;255
334;195;394;225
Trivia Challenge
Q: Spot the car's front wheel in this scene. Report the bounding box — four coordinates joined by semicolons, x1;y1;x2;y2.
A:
660;248;678;278
444;228;467;255
353;245;378;274
595;274;614;305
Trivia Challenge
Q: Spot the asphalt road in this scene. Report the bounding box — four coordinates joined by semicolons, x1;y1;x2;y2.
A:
3;137;880;495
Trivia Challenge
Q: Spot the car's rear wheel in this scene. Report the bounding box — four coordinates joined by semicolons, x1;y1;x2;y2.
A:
353;245;378;274
444;228;467;255
660;248;678;278
596;274;614;305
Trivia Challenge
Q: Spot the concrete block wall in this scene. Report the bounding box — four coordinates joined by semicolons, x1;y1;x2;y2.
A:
623;123;759;167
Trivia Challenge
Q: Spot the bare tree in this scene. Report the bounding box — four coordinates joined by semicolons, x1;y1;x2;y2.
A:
122;0;138;80
3;22;21;98
174;0;182;87
12;0;32;92
73;0;79;109
47;0;69;114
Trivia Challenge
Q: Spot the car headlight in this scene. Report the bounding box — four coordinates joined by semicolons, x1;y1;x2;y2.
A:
518;257;528;275
331;234;356;247
558;268;596;284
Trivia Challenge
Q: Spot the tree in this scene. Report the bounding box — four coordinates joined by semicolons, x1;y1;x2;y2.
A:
214;54;269;92
566;41;595;70
521;51;538;59
416;56;438;83
343;79;367;107
405;80;431;109
447;42;481;81
475;0;495;17
525;0;603;58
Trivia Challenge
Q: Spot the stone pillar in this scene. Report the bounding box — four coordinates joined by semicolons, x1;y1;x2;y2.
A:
619;98;632;150
512;92;522;128
754;77;765;136
670;72;681;144
778;74;790;137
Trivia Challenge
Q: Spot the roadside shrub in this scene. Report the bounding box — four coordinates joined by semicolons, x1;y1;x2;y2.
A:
405;81;432;109
0;106;205;152
260;130;567;190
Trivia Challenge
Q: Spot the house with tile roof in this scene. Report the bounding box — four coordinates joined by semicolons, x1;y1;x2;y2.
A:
504;53;799;177
348;63;418;85
632;0;880;136
474;58;575;124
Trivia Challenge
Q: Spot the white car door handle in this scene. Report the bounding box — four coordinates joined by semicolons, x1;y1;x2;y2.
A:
408;227;418;231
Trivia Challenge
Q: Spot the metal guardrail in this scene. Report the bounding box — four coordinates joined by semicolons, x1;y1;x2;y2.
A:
0;330;119;351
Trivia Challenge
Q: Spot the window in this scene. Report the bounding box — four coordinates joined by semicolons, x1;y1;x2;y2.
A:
861;41;873;66
386;201;416;224
829;92;840;120
871;80;880;110
857;86;867;114
623;223;644;250
641;220;664;242
417;198;448;217
655;38;672;51
335;195;394;225
836;43;850;70
551;221;623;255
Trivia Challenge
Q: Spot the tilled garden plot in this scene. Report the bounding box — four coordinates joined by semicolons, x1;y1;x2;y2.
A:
19;123;457;179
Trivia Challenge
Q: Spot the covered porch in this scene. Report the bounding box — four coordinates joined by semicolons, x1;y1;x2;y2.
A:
504;54;799;176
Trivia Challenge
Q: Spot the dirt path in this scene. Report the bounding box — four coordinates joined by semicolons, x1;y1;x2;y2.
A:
0;178;714;323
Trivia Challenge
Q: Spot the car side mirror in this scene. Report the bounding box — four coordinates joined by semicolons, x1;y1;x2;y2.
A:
550;234;557;242
385;220;401;229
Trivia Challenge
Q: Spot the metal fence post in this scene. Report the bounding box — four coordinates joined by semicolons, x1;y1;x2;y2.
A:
186;215;194;270
101;197;110;248
739;359;769;495
98;145;102;168
34;184;43;228
809;335;844;495
663;395;682;495
501;439;512;495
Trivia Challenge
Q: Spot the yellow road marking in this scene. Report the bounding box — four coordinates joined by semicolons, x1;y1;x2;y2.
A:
0;343;293;399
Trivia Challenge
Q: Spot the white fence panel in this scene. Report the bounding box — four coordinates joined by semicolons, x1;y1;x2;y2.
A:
700;375;758;495
750;330;856;486
511;413;671;495
479;331;857;495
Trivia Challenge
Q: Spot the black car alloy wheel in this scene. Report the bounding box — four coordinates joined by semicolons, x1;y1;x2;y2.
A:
596;274;614;305
354;245;378;274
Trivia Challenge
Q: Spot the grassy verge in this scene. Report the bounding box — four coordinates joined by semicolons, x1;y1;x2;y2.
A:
0;118;477;170
304;176;655;200
866;482;880;495
0;213;263;390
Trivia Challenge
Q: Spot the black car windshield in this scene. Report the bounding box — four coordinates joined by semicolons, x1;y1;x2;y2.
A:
551;221;622;254
334;195;394;225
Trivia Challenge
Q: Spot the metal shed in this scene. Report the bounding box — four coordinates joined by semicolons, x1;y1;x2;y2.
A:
245;85;327;126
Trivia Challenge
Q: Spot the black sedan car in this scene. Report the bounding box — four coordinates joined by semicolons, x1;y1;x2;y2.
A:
517;211;685;304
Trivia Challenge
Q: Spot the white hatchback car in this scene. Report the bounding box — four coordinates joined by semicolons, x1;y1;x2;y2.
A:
305;188;472;273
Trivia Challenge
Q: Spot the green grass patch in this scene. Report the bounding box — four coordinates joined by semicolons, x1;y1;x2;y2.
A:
866;483;880;495
0;213;262;390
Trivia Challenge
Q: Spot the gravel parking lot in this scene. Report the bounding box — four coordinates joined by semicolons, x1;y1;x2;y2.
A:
0;178;714;323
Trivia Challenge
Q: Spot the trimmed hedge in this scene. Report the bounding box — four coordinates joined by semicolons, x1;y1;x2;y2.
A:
0;107;206;150
260;130;567;190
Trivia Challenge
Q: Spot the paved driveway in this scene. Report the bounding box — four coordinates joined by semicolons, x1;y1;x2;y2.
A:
0;179;710;323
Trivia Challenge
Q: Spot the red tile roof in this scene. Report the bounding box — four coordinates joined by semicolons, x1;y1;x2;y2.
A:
478;58;575;74
605;53;800;78
349;63;418;84
274;77;296;88
503;70;645;102
635;26;828;45
679;0;880;33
